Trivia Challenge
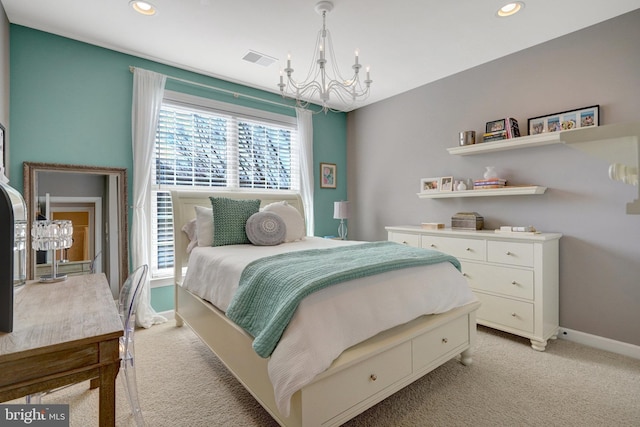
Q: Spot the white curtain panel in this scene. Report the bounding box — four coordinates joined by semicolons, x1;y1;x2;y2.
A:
131;68;167;328
296;108;314;236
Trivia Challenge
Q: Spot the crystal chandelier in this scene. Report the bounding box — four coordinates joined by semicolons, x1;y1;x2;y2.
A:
278;1;372;113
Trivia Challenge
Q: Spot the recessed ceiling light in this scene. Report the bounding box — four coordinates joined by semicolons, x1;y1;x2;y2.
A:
497;2;525;17
130;1;157;16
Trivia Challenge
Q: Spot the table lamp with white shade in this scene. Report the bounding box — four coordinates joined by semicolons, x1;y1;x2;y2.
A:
333;201;350;240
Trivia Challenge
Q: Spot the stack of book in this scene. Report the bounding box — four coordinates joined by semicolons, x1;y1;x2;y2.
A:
473;178;507;189
483;130;508;142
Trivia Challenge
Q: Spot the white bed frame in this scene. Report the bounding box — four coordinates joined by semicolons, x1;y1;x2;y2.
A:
171;189;480;427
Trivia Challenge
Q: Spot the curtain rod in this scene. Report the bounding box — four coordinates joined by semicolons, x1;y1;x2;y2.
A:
129;66;296;111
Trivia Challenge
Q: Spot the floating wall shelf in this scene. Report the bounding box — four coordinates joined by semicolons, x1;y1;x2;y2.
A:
445;122;640;214
417;186;547;199
447;132;562;155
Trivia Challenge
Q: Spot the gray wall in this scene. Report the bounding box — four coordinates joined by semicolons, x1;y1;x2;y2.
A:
347;10;640;346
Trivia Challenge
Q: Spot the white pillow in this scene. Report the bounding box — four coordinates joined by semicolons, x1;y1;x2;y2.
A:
195;206;214;246
181;219;198;253
262;201;305;242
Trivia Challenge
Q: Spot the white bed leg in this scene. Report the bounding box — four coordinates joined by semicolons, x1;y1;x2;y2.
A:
460;348;473;366
175;312;184;327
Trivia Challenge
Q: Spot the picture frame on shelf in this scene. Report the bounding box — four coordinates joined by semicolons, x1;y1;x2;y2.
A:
420;177;439;193
320;162;336;189
486;119;505;133
439;176;454;192
528;105;599;135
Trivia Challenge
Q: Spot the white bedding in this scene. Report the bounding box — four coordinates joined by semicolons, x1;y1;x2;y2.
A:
182;237;477;416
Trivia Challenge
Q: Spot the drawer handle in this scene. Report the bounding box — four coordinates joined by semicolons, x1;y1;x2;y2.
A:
402;241;408;245
465;247;471;251
370;374;377;382
462;273;468;277
430;244;436;248
511;312;517;317
442;338;448;344
511;281;517;285
506;251;512;256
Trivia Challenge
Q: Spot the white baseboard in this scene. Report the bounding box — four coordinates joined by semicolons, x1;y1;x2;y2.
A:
558;327;640;360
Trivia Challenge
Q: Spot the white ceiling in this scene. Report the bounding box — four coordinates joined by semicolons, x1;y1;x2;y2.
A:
3;0;640;111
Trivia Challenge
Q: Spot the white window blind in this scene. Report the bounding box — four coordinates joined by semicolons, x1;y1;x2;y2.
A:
150;96;299;277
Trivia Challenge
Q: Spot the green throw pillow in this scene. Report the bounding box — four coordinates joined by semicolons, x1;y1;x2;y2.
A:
210;197;261;246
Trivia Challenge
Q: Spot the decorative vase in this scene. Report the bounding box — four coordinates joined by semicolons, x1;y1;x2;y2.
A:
456;180;467;191
484;166;498;179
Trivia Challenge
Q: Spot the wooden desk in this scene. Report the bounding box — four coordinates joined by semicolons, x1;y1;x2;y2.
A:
0;274;123;426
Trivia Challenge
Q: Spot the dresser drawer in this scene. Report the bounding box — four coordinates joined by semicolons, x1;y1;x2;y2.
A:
388;232;420;247
475;293;534;333
412;315;468;372
421;236;485;261
303;341;412;422
487;241;534;267
461;262;534;300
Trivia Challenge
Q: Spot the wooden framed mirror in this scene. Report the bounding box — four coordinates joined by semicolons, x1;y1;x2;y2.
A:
23;162;128;295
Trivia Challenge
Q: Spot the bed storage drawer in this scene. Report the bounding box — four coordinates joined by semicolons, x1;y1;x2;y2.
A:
302;341;412;424
475;293;534;333
412;315;468;372
461;262;534;300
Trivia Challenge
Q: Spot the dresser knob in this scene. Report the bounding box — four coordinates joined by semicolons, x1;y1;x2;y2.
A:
370;374;377;381
511;281;517;285
511;312;517;317
506;251;512;256
462;273;468;277
430;244;436;248
442;337;448;344
402;241;408;245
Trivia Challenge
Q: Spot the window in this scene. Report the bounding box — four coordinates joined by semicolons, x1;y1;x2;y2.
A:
150;92;299;277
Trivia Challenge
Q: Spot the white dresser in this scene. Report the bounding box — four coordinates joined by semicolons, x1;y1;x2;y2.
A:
386;226;562;351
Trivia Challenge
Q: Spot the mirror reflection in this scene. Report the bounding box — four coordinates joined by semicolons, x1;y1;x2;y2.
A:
23;162;129;295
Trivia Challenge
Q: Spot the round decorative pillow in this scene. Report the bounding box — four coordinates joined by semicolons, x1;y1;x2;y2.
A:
245;212;287;246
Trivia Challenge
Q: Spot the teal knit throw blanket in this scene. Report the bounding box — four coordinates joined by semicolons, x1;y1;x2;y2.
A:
225;241;461;358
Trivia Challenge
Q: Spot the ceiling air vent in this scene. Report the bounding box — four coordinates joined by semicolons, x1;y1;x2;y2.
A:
242;50;277;67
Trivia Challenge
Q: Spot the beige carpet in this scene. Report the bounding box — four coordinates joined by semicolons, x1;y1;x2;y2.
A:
11;321;640;426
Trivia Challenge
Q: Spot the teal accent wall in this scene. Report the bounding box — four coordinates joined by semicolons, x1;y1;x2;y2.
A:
9;25;347;310
150;285;174;313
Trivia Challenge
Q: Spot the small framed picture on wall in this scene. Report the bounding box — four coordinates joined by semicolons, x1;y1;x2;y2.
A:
320;162;337;189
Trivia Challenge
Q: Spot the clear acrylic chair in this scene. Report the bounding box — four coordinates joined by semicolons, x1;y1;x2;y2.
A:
26;265;148;427
116;264;148;426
